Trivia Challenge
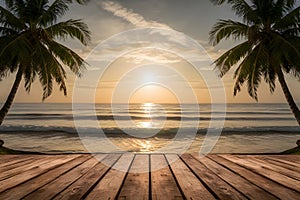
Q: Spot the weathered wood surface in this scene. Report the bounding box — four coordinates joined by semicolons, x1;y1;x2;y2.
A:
0;154;299;200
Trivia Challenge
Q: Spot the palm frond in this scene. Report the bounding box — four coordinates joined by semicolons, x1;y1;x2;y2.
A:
46;40;86;76
282;27;300;36
3;0;25;15
39;69;53;100
282;0;297;10
229;0;257;22
36;41;68;95
73;0;90;4
210;0;259;23
38;63;54;100
32;42;54;99
272;0;288;20
214;41;251;77
233;43;267;100
45;19;91;45
52;63;67;96
270;33;300;69
290;67;300;81
33;41;68;99
0;67;11;81
246;44;265;100
23;66;36;93
0;34;32;66
0;27;18;36
210;0;227;5
263;67;277;93
273;0;296;15
273;5;300;31
3;0;15;9
209;19;250;45
0;5;26;31
39;0;70;26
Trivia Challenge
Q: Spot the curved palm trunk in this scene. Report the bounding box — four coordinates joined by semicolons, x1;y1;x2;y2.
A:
277;69;300;125
0;68;23;125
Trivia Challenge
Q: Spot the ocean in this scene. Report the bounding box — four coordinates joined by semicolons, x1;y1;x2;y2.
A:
0;103;299;154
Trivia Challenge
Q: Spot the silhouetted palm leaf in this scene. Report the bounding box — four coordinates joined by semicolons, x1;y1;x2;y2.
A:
210;0;300;124
0;0;91;124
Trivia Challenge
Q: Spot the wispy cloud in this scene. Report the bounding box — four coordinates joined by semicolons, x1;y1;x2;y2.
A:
123;49;182;64
86;1;216;74
100;2;194;50
101;1;171;29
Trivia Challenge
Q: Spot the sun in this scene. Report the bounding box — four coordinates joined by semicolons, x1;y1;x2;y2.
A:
143;102;155;107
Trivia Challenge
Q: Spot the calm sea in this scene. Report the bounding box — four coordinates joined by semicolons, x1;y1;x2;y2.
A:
0;103;299;154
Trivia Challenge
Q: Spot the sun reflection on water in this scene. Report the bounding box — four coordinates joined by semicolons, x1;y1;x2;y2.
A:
137;121;153;128
137;103;155;129
143;102;155;107
138;140;152;152
129;103;165;152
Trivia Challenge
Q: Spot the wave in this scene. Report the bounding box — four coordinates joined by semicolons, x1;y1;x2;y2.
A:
0;125;299;136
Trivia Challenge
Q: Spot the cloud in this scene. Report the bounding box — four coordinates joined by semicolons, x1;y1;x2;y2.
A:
84;1;216;73
123;49;182;64
99;1;202;51
101;1;171;29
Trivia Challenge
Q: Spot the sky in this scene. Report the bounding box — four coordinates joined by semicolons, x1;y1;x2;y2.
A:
0;0;299;104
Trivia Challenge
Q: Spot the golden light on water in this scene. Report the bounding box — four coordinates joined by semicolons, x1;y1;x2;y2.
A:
143;102;155;107
138;140;152;152
138;121;153;128
137;102;154;128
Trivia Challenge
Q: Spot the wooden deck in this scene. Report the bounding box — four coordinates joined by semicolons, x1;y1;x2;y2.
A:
0;154;299;199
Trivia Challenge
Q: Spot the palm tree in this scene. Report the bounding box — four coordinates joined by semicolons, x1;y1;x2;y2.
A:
0;0;91;125
209;0;300;125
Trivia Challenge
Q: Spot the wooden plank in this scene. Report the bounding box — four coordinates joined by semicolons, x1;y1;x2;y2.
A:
241;156;300;180
0;155;90;199
0;155;20;159
86;154;134;200
0;155;26;163
22;155;119;200
0;155;78;193
0;156;38;172
193;155;277;200
118;154;149;200
0;155;66;180
222;155;300;192
267;155;300;164
0;153;299;200
150;154;182;200
0;155;36;169
166;154;215;200
180;154;247;200
209;155;300;199
53;154;120;200
254;156;300;172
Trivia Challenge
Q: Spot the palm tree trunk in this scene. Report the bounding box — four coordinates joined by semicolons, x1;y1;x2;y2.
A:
0;68;23;125
277;69;300;125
